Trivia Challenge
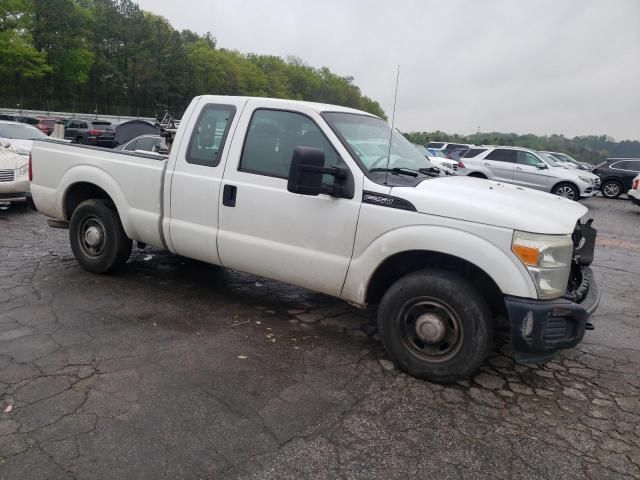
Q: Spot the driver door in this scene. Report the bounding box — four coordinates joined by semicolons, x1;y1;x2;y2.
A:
512;151;555;191
217;101;363;296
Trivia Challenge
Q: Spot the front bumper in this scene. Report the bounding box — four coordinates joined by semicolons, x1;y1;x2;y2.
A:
0;173;30;201
507;219;600;363
506;266;600;363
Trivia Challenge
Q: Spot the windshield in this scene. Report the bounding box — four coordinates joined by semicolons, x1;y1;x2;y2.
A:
0;123;47;140
427;148;446;158
539;152;563;166
323;113;431;173
552;152;580;165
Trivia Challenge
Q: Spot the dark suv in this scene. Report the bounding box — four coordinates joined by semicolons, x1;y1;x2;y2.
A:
592;158;640;199
64;119;117;148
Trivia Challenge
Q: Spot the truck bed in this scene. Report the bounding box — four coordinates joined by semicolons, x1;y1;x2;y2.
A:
30;140;168;247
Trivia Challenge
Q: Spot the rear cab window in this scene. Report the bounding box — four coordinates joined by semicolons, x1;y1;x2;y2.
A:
186;104;236;167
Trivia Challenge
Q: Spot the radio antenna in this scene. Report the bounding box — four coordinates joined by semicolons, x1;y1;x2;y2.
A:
385;65;400;186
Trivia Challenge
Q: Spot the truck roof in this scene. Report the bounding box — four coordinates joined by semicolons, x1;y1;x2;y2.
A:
195;95;379;118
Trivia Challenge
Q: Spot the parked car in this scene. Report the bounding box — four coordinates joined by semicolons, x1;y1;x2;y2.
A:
0;141;31;203
628;174;640;207
0;114;16;121
414;144;458;174
0;120;48;155
542;151;591;171
115;134;167;154
30;95;600;382
457;146;599;200
64;119;117;147
592;158;640;199
426;141;471;154
35;117;63;136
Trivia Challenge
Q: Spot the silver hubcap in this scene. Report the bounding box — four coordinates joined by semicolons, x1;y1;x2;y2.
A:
85;226;102;247
604;183;620;197
415;313;446;343
78;216;106;258
556;186;575;199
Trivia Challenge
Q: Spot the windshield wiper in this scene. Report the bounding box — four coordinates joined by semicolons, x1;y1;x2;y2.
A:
369;167;419;177
418;167;442;178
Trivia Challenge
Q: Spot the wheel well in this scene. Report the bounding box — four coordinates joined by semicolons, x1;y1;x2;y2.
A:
468;172;487;179
551;180;578;193
366;251;505;317
64;183;113;220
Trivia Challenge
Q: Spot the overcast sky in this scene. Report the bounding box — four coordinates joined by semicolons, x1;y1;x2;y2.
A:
135;0;639;140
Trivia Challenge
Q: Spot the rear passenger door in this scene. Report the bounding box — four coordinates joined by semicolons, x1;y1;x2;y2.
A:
217;101;362;297
611;160;640;190
482;149;516;182
512;151;555;191
167;100;245;265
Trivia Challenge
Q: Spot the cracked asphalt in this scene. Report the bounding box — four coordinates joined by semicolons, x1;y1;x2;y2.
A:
1;196;639;480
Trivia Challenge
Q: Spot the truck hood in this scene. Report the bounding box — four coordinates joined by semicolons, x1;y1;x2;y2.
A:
393;176;588;234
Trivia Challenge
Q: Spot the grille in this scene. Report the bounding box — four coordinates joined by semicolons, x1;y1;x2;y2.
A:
0;169;15;183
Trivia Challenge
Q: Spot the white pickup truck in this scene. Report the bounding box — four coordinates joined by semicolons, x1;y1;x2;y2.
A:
30;95;600;382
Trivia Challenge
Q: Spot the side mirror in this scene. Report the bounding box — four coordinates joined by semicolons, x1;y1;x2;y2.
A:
535;162;547;170
287;147;349;197
0;139;10;149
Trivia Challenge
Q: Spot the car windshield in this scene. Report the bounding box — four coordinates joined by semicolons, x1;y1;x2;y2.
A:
552;152;580;165
0;123;47;140
323;113;431;173
427;148;446;158
539;152;562;166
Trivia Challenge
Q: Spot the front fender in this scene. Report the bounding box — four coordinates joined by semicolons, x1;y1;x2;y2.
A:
341;224;537;305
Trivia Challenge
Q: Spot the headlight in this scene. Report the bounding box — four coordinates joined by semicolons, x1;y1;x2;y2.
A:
578;176;593;185
511;231;573;299
16;164;29;176
11;145;30;156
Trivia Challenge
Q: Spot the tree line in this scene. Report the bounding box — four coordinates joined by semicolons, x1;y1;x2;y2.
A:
405;131;640;164
0;0;386;118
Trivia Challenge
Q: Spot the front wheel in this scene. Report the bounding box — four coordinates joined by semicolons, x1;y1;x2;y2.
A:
378;270;493;383
69;199;132;273
602;180;622;199
552;182;580;200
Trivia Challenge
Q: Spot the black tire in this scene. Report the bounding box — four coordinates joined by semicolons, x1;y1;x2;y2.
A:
468;172;487;179
602;180;622;199
552;182;580;201
378;269;493;383
69;199;132;274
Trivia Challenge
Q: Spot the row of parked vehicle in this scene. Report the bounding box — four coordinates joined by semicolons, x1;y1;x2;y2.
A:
0;116;167;204
415;141;640;202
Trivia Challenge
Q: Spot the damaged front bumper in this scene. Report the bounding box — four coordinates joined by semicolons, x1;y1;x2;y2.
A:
506;219;601;363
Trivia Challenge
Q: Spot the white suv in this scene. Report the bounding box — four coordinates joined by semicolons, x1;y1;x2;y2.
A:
628;174;640;207
457;146;599;200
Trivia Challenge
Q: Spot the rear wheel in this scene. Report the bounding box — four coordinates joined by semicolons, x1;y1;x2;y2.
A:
378;270;493;383
552;182;579;200
602;180;622;199
69;199;131;273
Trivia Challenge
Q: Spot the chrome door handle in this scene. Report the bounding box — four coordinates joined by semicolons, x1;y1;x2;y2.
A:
515;167;523;171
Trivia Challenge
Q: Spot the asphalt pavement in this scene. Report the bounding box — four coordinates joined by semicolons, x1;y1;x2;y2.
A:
0;196;639;479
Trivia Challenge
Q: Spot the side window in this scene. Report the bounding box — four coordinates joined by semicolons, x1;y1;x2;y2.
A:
124;139;138;151
462;148;487;158
485;149;516;163
186;104;236;167
80;122;88;129
517;151;543;166
136;137;158;151
239;109;341;182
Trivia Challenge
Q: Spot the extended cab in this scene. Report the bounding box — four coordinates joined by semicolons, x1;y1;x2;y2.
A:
30;96;600;382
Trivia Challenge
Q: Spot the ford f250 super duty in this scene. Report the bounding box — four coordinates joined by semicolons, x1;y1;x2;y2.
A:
29;96;600;382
